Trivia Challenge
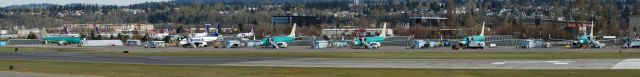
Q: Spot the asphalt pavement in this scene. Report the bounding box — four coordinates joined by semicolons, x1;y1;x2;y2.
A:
0;71;98;77
1;52;639;69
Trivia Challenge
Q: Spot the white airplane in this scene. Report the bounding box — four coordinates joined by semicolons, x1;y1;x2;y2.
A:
179;24;221;48
186;24;220;42
236;26;255;40
179;37;208;48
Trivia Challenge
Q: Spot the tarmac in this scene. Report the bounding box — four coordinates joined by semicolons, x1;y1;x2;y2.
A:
1;51;640;70
0;71;98;77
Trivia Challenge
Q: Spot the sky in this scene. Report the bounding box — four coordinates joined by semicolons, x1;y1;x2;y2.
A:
0;0;171;7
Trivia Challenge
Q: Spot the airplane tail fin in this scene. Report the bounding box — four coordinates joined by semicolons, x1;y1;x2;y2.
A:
212;24;220;36
167;24;172;33
216;24;221;33
379;22;387;37
480;21;485;36
288;23;297;37
95;26;100;34
205;24;211;33
63;26;69;34
250;25;255;33
213;32;219;36
42;28;49;37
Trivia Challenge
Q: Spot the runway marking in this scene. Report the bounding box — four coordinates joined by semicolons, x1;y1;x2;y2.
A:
491;61;574;65
612;59;640;69
553;63;569;65
147;57;240;61
491;62;505;64
163;59;240;60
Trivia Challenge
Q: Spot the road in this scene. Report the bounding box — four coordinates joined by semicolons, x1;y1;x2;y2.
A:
1;52;639;69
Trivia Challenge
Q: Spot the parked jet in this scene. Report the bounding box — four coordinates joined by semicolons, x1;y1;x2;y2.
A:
186;24;220;41
352;23;387;49
42;26;82;45
179;24;220;47
179;37;208;48
458;22;486;49
236;26;255;40
571;21;604;48
260;23;297;48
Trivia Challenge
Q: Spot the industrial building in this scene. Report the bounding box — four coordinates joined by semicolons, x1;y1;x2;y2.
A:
630;15;640;39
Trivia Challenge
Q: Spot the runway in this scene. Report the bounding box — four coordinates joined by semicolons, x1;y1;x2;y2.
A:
1;52;639;69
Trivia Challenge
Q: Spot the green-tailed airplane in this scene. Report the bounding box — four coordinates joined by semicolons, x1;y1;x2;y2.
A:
459;22;486;49
572;21;604;48
42;26;82;45
260;23;297;48
352;23;387;49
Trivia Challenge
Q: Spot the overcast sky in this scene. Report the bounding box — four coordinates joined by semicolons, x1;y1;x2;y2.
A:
0;0;171;7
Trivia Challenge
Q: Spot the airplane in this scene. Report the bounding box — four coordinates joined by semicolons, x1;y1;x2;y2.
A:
571;21;604;48
199;24;220;42
190;24;220;41
623;35;640;48
42;26;82;45
458;22;486;49
179;24;220;48
179;37;208;48
260;23;297;48
352;22;387;49
236;26;255;40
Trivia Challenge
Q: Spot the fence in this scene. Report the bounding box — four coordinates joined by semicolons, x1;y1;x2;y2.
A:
7;39;42;45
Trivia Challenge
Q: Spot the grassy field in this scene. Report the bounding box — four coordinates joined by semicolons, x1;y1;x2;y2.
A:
0;60;638;77
113;51;640;59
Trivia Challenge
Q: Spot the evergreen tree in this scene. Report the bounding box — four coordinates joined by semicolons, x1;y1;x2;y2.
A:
176;25;184;33
109;34;115;39
26;32;38;39
90;31;96;40
163;36;171;42
96;35;103;40
80;33;87;39
116;33;123;39
140;34;149;42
